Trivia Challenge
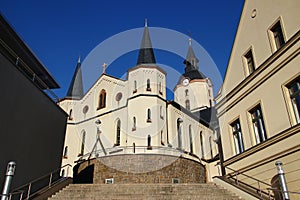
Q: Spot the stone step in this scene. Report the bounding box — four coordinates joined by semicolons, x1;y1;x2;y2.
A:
49;183;243;200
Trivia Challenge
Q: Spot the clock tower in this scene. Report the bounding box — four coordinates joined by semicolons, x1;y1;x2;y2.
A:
174;39;214;112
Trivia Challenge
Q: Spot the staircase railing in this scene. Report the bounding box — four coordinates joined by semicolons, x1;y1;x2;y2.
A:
223;165;300;200
224;166;274;199
77;145;202;163
8;164;72;200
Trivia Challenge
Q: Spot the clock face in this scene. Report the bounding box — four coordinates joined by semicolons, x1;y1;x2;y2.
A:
182;78;189;86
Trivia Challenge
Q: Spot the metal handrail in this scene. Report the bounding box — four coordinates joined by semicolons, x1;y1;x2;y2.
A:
225;166;272;187
224;166;274;199
78;145;201;162
9;164;72;200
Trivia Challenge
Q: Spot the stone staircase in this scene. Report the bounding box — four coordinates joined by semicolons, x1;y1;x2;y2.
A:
49;183;243;200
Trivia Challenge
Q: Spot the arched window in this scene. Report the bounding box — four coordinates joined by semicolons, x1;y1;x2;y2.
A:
98;89;106;109
189;125;193;153
200;131;204;158
159;82;162;94
146;79;151;91
147;109;152;122
116;120;121;146
186;100;190;110
185;89;189;96
133;80;137;93
69;109;73;120
160;105;164;119
161;130;165;145
147;134;151;147
63;146;68;158
209;136;213;158
132;117;136;131
177;118;183;149
80;130;86;156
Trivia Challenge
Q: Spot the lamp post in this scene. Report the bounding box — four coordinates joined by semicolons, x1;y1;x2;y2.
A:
1;161;16;200
275;161;290;200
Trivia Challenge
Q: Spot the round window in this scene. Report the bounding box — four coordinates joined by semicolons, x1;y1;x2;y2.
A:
83;105;89;114
116;92;122;101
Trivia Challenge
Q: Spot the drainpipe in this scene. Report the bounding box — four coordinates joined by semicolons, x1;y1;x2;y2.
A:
1;161;16;200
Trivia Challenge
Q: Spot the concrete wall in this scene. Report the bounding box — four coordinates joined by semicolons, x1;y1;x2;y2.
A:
0;53;67;190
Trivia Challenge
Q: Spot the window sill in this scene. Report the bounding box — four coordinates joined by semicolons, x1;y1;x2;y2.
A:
147;119;152;123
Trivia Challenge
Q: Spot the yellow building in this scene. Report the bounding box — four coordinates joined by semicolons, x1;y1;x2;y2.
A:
215;0;300;198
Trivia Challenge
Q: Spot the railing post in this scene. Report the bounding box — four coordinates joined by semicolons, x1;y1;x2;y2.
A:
1;161;16;200
275;161;290;200
26;183;31;200
49;173;52;188
257;181;262;197
235;172;239;185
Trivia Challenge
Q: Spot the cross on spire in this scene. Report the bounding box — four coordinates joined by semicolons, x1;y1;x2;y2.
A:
102;63;108;74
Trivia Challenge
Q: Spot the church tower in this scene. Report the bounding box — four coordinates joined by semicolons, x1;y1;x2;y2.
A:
174;39;214;112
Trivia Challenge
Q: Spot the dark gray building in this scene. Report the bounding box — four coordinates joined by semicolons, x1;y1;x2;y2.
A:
0;14;67;192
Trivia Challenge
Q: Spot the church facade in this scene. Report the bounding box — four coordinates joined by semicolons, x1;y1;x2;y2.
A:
58;24;219;180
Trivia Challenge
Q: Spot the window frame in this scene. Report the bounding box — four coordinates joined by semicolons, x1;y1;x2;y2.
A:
146;79;151;91
147;108;152;122
177;118;183;149
97;89;106;110
248;104;267;145
115;120;121;146
283;74;300;125
242;47;256;76
230;118;244;154
200;131;204;158
133;80;137;93
188;125;193;154
132;117;136;131
268;18;286;53
185;99;190;110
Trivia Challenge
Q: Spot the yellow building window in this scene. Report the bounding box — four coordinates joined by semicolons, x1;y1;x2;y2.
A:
286;77;300;124
249;104;267;144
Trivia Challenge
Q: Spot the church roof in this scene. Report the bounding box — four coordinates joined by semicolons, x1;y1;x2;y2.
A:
136;21;156;65
66;57;84;99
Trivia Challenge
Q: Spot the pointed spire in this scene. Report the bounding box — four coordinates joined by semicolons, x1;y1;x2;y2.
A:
184;38;199;70
137;19;156;65
66;57;84;100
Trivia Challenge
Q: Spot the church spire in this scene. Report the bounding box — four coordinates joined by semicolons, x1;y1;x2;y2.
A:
137;19;156;65
184;38;199;71
66;56;84;100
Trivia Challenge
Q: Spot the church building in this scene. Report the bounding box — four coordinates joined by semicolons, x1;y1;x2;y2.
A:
58;23;219;182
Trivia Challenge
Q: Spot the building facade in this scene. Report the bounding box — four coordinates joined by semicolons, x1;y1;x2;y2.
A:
215;0;300;198
58;24;219;180
0;14;67;191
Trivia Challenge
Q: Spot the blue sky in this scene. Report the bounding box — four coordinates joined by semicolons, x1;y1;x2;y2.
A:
0;1;244;99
